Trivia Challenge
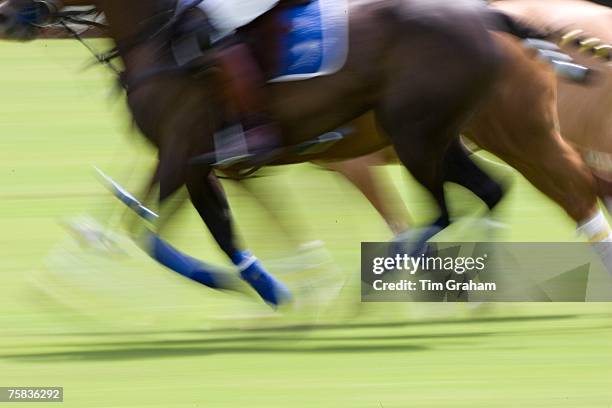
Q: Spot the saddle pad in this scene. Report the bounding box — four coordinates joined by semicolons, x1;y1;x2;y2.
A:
271;0;349;82
181;0;349;81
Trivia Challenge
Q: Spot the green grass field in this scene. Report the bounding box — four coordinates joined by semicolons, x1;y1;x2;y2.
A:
1;40;611;408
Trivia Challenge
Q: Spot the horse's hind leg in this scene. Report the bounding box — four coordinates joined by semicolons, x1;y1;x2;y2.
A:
376;20;501;245
473;124;612;273
376;112;468;246
443;138;505;212
377;117;452;234
467;34;611;244
472;123;606;236
322;152;412;235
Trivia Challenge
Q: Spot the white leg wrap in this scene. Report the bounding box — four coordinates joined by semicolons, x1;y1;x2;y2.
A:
237;255;257;272
577;210;612;278
577;209;612;242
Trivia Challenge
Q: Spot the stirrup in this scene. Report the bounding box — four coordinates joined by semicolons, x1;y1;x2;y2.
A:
211;123;252;167
189;126;351;170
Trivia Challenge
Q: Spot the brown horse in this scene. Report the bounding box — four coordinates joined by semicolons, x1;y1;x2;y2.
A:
34;12;414;238
0;0;608;306
491;0;612;187
247;0;612;242
332;0;612;241
310;0;612;240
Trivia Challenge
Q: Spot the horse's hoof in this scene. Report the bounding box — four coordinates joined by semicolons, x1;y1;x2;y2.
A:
391;225;443;257
240;258;293;307
62;216;126;255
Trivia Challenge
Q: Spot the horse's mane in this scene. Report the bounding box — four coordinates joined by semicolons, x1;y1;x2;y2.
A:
491;0;612;43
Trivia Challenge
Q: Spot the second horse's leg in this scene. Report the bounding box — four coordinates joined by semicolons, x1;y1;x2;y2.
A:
322;151;412;236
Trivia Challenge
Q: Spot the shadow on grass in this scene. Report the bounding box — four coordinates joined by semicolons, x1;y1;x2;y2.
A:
2;332;498;362
198;314;578;334
45;331;494;349
2;314;580;362
4;343;430;362
40;313;580;337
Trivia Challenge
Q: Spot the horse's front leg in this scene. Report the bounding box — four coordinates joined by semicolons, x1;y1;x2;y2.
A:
184;168;292;306
141;166;291;306
121;161;180;237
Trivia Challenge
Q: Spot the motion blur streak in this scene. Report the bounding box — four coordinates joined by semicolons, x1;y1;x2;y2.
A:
0;38;611;407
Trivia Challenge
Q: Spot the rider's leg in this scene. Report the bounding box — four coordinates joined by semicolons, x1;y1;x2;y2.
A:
216;41;282;164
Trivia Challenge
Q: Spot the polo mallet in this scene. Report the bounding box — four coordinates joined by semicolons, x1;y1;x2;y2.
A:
95;166;159;223
94;167;287;303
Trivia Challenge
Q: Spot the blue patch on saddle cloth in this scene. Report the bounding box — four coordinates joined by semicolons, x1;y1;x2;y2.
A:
271;0;349;82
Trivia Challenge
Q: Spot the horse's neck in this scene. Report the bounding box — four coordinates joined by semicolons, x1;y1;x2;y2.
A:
96;0;174;40
94;0;176;69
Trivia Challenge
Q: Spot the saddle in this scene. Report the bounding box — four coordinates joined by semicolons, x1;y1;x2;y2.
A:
170;0;309;114
171;0;350;171
173;0;348;80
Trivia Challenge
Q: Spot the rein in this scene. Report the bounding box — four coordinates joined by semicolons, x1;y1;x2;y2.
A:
39;0;212;92
57;19;122;78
